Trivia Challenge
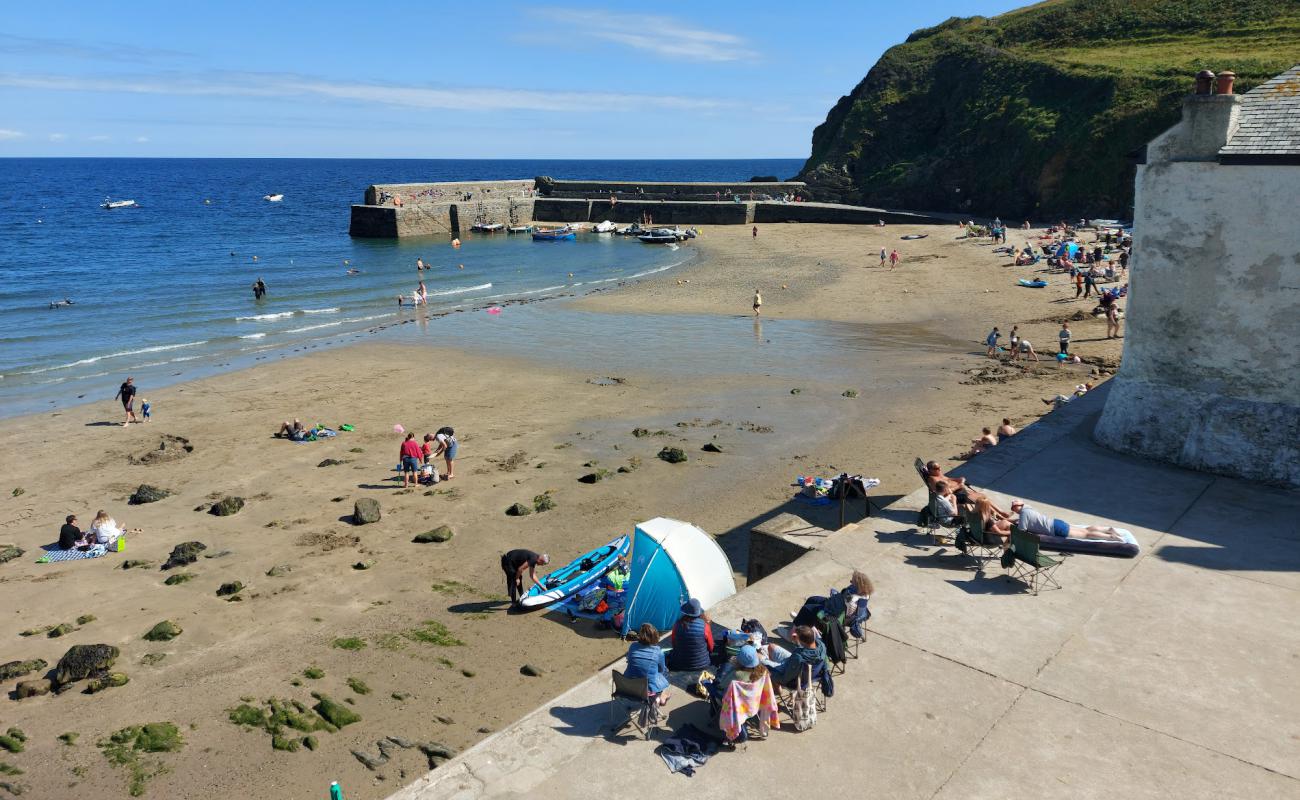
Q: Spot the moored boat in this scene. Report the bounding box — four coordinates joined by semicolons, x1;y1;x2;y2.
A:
101;198;140;209
532;226;576;241
594;220;617;233
472;222;505;233
263;194;284;202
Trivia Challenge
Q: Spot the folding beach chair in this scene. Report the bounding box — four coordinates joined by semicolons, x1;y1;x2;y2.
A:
958;506;1005;566
924;492;963;544
1005;526;1065;595
609;670;661;739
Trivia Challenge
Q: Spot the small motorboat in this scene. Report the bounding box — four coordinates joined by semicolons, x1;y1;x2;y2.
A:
594;220;617;233
615;223;645;236
507;224;534;234
263;194;284;202
532;226;576;241
472;222;505;233
638;229;680;244
101;198;139;209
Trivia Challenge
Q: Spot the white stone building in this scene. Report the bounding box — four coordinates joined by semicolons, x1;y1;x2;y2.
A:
1095;66;1300;487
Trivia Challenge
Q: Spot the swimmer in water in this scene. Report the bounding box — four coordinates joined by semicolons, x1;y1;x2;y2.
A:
346;268;360;275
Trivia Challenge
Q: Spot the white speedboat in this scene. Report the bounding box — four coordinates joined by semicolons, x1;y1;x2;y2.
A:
594;220;617;233
263;194;284;202
101;198;139;209
472;222;505;233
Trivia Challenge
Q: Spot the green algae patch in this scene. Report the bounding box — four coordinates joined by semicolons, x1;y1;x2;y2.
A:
403;620;464;647
312;693;361;729
303;666;324;680
346;677;371;695
99;723;183;797
331;636;366;651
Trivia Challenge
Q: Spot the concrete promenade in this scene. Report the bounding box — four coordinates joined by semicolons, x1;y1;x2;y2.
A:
391;383;1300;800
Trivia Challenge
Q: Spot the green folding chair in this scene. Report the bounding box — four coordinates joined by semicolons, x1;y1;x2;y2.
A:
959;507;1004;566
1006;525;1064;595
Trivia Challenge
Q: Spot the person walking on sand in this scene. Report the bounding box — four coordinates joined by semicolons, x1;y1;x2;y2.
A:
114;376;138;427
880;246;887;267
1008;325;1020;357
985;327;1001;357
501;549;550;608
889;249;900;270
1058;322;1072;354
752;226;758;239
399;432;422;489
432;426;458;480
752;289;762;317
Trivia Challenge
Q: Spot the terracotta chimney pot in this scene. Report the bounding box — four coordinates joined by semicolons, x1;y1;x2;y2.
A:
1215;71;1237;95
1195;70;1215;95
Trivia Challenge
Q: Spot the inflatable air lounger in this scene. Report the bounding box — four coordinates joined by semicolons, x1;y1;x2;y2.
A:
519;535;630;609
1036;528;1140;558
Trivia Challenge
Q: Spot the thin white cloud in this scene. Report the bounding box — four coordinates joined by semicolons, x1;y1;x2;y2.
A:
0;33;188;63
0;71;727;113
87;134;110;141
530;8;758;62
135;136;150;142
49;132;68;141
0;128;24;140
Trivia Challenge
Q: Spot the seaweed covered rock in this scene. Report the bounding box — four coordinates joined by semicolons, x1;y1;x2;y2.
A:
143;621;182;642
504;503;531;517
54;644;119;687
0;544;24;565
161;541;206;570
352;498;381;525
84;671;130;694
413;526;454;543
129;485;170;505
657;447;687;464
210;496;245;516
312;694;361;728
701;442;723;453
216;581;244;596
0;659;47;682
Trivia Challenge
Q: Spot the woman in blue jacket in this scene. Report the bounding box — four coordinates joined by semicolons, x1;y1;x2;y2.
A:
666;598;715;671
624;623;670;704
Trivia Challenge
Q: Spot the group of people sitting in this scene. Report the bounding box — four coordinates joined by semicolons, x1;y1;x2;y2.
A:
922;460;1127;547
621;572;873;744
962;418;1016;459
57;510;138;552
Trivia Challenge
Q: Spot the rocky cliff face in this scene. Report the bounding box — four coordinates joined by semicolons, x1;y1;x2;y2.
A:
797;0;1300;218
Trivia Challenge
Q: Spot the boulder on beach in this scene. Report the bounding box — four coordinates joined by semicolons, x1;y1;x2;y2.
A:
210;496;245;516
84;670;130;694
216;581;244;596
15;679;52;699
657;447;687;464
143;620;183;642
162;541;207;570
313;693;361;728
317;458;347;468
266;564;293;577
53;644;119;687
701;442;723;453
0;659;47;682
520;664;543;677
129;484;171;505
0;544;24;565
505;503;532;517
413;526;454;543
353;498;381;525
121;559;152;570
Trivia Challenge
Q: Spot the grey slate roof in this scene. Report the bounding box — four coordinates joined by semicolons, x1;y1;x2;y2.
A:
1220;64;1300;159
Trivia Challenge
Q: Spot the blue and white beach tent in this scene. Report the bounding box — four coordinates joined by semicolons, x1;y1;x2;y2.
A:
620;517;737;635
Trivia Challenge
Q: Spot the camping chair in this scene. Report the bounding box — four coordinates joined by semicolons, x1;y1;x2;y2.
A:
1005;526;1065;595
959;506;1004;566
719;673;778;745
609;670;661;739
924;492;963;544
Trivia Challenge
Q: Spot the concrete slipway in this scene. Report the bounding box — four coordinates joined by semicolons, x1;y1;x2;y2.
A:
389;384;1300;800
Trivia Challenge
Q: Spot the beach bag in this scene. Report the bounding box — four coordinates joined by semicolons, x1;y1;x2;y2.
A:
115;537;126;553
790;682;817;732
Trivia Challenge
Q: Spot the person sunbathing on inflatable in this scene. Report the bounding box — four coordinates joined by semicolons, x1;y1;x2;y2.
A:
1010;500;1126;542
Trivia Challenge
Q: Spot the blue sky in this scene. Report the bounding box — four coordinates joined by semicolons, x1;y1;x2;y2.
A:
1;1;1027;158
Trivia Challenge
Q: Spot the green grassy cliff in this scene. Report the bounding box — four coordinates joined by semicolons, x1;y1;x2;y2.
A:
797;0;1300;218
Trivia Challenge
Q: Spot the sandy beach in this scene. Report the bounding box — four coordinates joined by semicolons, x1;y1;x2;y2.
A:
0;222;1124;799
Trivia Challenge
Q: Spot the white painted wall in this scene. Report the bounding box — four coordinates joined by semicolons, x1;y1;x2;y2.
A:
1095;109;1300;486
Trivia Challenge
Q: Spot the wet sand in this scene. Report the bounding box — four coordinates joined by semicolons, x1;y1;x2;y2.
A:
0;223;1124;799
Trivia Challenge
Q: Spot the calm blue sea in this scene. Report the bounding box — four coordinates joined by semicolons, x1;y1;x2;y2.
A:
0;158;802;415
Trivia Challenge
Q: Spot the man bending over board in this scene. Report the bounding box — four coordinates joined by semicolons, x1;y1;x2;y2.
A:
501;549;551;609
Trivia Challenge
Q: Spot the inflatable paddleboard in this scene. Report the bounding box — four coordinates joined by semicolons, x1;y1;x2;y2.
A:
1018;279;1048;288
519;535;630;609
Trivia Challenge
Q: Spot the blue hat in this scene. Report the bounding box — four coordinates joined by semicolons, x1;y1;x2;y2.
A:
737;645;760;669
680;598;703;617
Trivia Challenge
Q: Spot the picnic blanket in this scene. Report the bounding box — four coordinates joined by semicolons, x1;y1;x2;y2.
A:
37;543;106;562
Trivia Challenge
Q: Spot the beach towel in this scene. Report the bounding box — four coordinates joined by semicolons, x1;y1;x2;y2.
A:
719;674;779;742
37;544;105;562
